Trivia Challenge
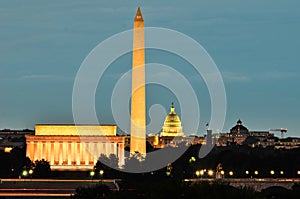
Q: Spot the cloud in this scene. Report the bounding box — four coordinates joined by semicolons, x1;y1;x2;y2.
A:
19;74;72;81
221;72;251;83
221;71;299;83
257;71;299;80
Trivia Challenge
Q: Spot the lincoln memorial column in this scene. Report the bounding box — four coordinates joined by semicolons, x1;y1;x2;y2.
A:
68;142;72;165
59;142;63;165
71;142;75;165
118;142;125;167
26;141;34;160
54;142;59;165
42;142;46;160
85;142;89;165
37;142;43;160
33;142;37;161
80;142;85;165
50;142;54;165
94;142;98;165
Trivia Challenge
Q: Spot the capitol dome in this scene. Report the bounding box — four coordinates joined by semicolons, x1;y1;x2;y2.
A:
230;119;249;135
160;103;184;137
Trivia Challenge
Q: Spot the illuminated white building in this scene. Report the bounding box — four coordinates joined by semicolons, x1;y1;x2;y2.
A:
26;124;125;170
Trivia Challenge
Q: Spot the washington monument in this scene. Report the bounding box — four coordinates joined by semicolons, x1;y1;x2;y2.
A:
130;7;146;155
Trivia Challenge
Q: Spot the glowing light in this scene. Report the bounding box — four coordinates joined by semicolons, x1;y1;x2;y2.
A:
22;170;28;177
4;147;13;153
220;170;225;175
195;170;200;177
199;170;204;176
28;169;33;175
208;170;214;176
99;170;104;175
90;171;95;177
245;170;249;175
189;157;196;163
297;171;300;175
229;171;234;176
254;171;259;175
270;170;275;175
280;171;284;175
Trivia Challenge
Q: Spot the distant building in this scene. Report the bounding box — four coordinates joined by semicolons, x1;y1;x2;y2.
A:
160;103;184;137
244;135;277;148
249;131;272;137
0;129;34;152
215;120;276;147
25;125;125;170
243;131;275;148
205;129;213;148
147;103;200;148
229;119;249;144
214;133;231;147
275;137;300;149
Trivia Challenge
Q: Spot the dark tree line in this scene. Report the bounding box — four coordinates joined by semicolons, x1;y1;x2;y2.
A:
74;144;300;199
93;143;300;181
0;147;51;178
2;143;300;179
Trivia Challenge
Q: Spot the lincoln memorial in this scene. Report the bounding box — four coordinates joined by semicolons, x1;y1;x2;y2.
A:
25;124;125;170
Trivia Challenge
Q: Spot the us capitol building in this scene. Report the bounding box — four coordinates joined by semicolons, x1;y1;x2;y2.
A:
160;103;184;137
147;103;200;148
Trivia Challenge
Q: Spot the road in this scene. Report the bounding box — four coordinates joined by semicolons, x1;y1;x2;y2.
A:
1;178;300;197
0;179;119;197
185;178;300;191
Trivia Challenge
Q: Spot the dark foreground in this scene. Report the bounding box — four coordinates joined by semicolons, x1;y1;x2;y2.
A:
0;179;117;199
1;178;300;199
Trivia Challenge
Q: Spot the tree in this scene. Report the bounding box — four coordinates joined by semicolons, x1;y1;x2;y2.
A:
95;154;119;171
33;159;51;178
71;184;111;199
10;147;26;174
94;154;120;178
24;157;35;171
124;152;144;172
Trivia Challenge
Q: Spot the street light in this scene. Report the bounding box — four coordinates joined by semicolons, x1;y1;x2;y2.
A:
229;171;234;177
90;170;95;180
166;171;171;176
207;170;214;177
270;170;275;176
254;170;259;175
99;170;104;176
297;171;300;175
245;170;249;175
195;170;200;178
280;171;284;175
99;170;104;183
90;170;95;177
28;169;33;180
22;170;28;178
199;170;204;177
90;170;95;182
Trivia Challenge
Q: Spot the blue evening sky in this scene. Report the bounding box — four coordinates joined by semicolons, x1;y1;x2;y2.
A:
0;0;299;137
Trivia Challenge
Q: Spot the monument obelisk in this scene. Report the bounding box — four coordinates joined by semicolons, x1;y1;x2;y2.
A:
130;7;146;156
